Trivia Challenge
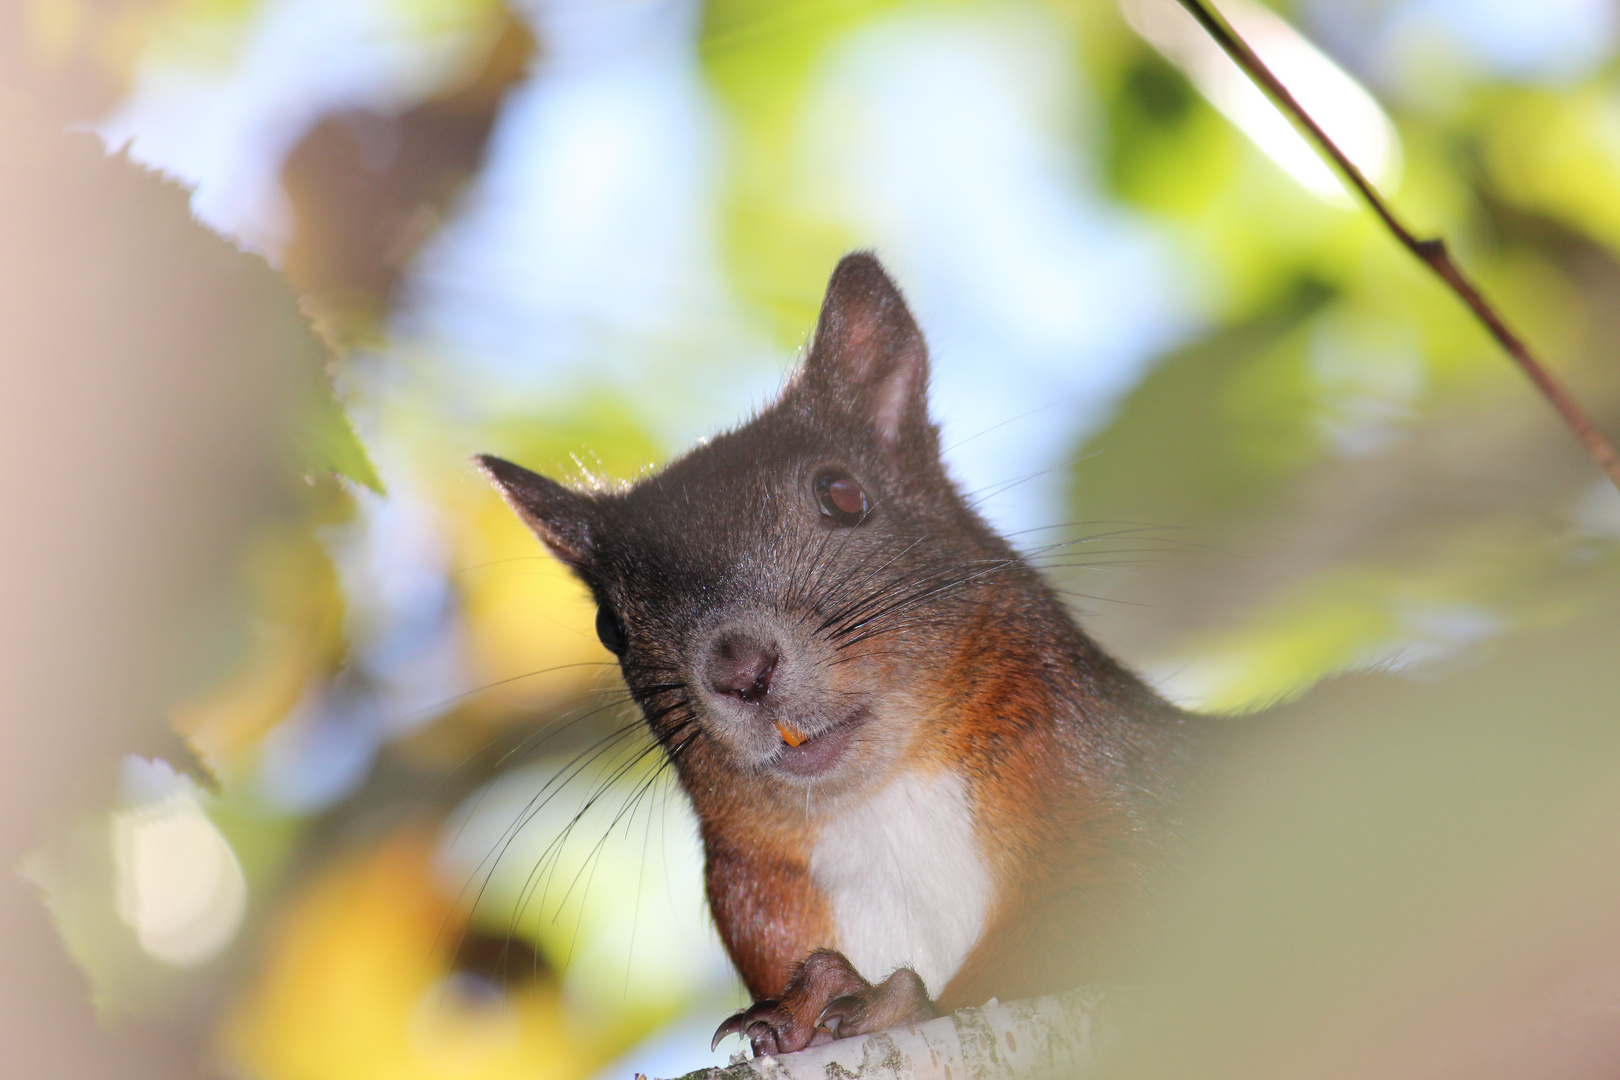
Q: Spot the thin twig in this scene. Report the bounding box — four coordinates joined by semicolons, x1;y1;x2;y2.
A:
1171;0;1620;493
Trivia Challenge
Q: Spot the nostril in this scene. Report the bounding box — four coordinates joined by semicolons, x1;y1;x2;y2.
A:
706;637;778;705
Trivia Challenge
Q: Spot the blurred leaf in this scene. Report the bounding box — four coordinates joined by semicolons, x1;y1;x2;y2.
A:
300;382;385;494
1071;278;1332;530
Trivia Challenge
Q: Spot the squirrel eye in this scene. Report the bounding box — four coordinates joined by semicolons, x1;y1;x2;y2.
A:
595;603;627;655
813;468;870;527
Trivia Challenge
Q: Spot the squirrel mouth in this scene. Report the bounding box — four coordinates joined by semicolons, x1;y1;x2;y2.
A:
771;709;867;778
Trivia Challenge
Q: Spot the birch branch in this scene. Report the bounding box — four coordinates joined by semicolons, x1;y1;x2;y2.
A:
653;988;1109;1080
1170;0;1620;493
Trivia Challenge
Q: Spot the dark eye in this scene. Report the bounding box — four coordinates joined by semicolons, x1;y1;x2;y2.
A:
595;603;627;655
813;468;870;527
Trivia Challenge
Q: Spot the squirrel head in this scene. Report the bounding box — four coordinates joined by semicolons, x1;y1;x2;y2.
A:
480;253;1025;810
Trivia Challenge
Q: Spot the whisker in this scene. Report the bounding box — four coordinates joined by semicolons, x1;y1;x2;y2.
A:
408;661;622;722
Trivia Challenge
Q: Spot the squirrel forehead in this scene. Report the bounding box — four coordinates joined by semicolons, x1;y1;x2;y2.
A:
617;402;892;514
577;414;934;586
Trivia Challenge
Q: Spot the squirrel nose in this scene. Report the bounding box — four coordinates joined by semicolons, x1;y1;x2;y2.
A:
704;634;778;705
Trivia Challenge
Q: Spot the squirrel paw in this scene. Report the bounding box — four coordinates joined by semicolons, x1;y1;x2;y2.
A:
712;949;936;1058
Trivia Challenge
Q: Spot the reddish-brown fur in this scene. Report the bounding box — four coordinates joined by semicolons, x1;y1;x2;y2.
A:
693;563;1161;1011
702;821;832;997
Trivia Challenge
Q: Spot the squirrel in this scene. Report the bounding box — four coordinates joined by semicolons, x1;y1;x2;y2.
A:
479;253;1208;1057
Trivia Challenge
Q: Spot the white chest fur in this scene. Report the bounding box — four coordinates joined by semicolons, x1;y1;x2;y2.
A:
809;768;992;997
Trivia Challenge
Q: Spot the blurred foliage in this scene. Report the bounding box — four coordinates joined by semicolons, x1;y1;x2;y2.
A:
701;0;896;344
302;394;387;494
1048;0;1620;709
220;831;608;1080
0;87;380;1079
281;8;536;342
172;475;356;770
10;0;1620;1077
1100;574;1620;1080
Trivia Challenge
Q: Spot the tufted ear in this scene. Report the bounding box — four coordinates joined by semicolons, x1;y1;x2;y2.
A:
475;454;595;568
801;252;931;450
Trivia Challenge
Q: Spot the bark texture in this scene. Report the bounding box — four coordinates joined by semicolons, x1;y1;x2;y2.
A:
656;988;1108;1080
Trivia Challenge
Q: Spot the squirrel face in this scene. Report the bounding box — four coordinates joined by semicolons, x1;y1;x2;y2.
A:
484;255;1196;1028
481;254;1024;812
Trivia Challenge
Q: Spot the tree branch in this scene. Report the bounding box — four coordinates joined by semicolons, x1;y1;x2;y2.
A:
655;988;1109;1080
1171;0;1620;493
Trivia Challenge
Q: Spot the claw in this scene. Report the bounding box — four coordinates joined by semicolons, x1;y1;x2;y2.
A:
710;950;902;1058
816;994;860;1037
747;1020;782;1058
711;1011;747;1053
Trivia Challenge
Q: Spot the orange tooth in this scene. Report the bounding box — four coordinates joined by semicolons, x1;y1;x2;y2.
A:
775;722;809;748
